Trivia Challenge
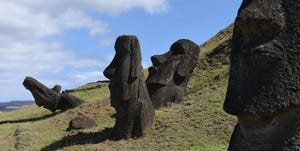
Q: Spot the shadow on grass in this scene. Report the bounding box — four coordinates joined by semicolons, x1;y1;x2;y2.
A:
41;128;117;151
0;110;64;125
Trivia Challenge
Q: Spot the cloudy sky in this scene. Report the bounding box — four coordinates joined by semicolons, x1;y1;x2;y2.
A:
0;0;242;102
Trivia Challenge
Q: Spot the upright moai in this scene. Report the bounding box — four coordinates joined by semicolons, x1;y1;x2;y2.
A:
104;35;155;139
146;39;200;109
224;0;300;150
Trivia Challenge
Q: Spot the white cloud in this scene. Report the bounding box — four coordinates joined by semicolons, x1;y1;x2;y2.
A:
99;38;115;47
75;71;105;84
57;10;109;36
0;0;169;101
17;0;169;15
0;0;169;44
0;1;59;42
0;41;103;100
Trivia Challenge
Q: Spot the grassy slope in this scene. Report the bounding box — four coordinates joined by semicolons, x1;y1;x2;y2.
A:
0;24;236;151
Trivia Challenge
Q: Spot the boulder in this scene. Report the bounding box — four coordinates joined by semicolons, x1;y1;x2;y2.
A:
68;115;96;130
104;35;155;139
224;0;300;150
146;39;200;109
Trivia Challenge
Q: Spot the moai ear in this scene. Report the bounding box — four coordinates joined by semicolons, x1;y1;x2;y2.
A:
129;38;142;82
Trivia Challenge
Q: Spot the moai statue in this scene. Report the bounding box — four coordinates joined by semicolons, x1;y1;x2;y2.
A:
224;0;300;150
104;35;155;139
23;76;84;112
146;39;200;109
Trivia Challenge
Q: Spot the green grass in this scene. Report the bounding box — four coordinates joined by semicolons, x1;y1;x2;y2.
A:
0;24;236;150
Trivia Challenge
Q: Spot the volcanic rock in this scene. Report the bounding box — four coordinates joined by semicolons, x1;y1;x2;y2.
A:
23;76;84;112
104;35;155;139
146;39;200;109
68;115;96;130
224;0;300;150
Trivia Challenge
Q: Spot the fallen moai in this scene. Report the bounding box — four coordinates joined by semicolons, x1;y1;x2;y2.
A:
23;76;84;112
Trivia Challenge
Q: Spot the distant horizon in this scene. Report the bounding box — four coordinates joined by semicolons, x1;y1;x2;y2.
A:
0;1;243;102
0;100;34;103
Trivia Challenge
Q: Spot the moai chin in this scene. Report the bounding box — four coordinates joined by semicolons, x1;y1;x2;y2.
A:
146;39;200;109
224;0;300;150
104;35;155;139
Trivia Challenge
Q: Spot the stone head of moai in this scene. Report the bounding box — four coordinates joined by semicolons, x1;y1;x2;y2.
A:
23;76;84;112
104;35;143;107
104;35;154;139
146;39;200;109
224;0;300;150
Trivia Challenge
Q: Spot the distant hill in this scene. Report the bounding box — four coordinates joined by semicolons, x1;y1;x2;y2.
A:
0;100;34;112
0;24;235;150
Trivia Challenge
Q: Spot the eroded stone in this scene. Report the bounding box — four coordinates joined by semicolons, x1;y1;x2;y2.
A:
68;115;96;130
23;76;84;112
146;39;200;109
104;35;155;139
224;0;300;150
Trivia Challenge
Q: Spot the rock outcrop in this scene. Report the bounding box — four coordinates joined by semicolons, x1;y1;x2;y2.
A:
23;76;84;112
146;39;200;109
104;35;155;139
224;0;300;150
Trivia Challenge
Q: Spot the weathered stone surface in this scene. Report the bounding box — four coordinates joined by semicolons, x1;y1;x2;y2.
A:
68;115;96;130
224;0;300;150
23;76;84;112
146;39;200;109
103;35;155;139
224;0;300;115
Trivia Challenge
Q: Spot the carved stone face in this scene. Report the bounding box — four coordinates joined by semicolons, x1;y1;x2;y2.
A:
23;76;84;112
103;35;142;107
224;0;300;151
23;76;60;108
146;39;199;108
224;0;300;115
103;35;155;139
223;1;300;149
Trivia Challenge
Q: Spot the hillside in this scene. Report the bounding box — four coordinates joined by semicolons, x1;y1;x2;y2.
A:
0;24;236;151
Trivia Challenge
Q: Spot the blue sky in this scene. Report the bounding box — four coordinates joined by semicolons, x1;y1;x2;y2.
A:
0;0;242;102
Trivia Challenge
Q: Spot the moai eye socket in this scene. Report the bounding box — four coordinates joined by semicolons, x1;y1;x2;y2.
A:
172;49;185;55
236;17;281;48
234;0;284;49
170;43;187;55
114;37;132;56
115;46;130;56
